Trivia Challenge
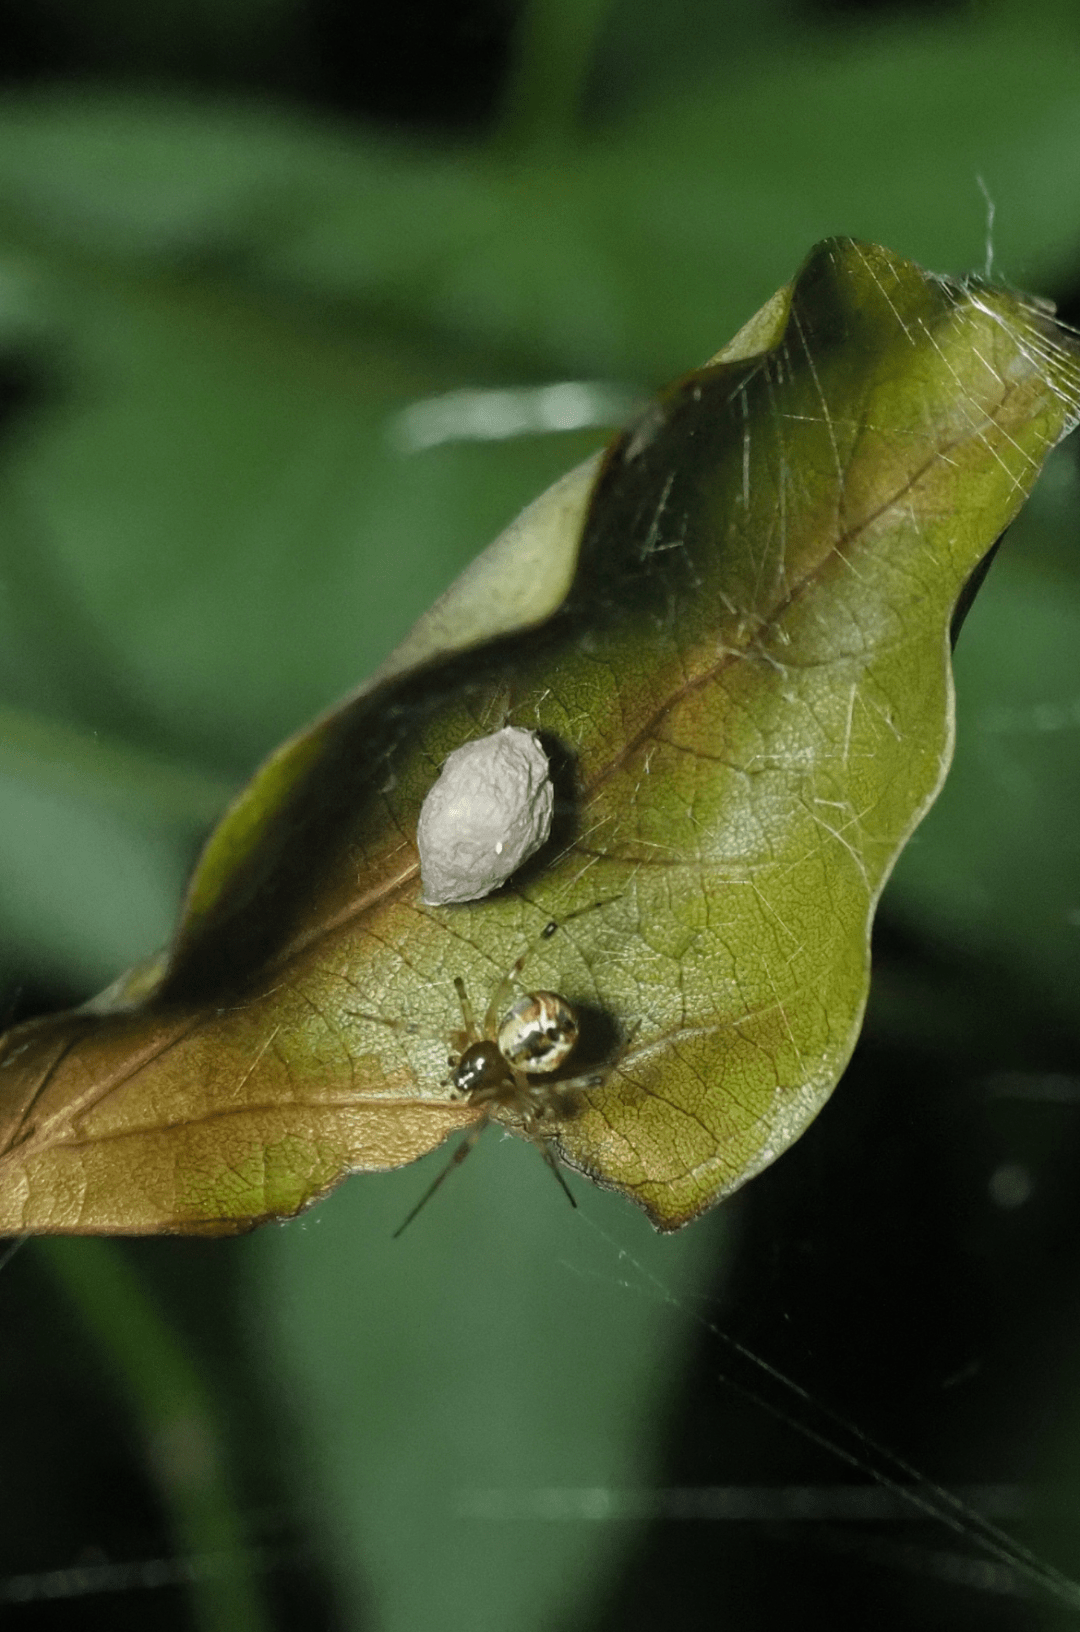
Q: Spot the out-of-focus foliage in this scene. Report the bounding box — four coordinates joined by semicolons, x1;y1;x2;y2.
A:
887;443;1080;1021
4;2;1080;1630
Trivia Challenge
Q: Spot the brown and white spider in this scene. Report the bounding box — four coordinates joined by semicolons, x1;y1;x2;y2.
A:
379;915;609;1236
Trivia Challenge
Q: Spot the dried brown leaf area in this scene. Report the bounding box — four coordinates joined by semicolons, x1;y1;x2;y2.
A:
2;239;1078;1234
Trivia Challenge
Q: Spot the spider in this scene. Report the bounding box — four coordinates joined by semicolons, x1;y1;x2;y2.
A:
376;914;610;1236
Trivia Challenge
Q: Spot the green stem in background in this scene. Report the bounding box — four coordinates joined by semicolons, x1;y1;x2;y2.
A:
36;1238;271;1632
497;0;617;152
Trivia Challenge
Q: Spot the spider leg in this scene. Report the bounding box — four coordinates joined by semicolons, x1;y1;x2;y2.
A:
534;1137;578;1211
481;897;620;1034
482;951;531;1037
548;1069;604;1095
453;976;482;1043
392;1113;490;1238
518;1086;577;1211
348;1009;427;1038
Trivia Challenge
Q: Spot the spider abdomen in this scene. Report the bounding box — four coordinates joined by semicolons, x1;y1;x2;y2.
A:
497;992;578;1074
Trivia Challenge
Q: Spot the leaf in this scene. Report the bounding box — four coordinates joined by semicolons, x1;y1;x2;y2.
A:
1;237;1077;1235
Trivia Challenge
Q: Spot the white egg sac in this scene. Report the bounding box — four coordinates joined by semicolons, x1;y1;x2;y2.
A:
417;726;554;905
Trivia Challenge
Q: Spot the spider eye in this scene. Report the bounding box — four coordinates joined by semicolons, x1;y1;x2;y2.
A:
498;992;578;1074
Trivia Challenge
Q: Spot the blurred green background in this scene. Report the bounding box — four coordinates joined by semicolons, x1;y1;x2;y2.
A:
3;1;1080;1628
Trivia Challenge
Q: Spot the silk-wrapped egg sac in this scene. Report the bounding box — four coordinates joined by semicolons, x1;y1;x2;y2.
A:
416;726;555;906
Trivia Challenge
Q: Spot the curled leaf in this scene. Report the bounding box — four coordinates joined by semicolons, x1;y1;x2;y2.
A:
2;238;1078;1234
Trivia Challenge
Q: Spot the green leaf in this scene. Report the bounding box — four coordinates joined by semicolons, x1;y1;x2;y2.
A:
0;238;1076;1235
